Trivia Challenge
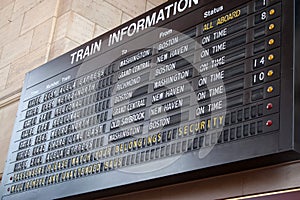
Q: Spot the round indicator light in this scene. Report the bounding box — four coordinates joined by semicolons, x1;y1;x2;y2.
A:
268;54;275;61
7;188;10;192
267;70;274;77
269;9;275;15
268;39;275;45
10;176;13;181
269;23;275;30
267;86;274;93
266;120;273;127
266;103;273;110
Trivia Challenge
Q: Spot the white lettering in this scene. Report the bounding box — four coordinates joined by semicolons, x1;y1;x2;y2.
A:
208;100;223;112
159;29;173;38
116;76;141;91
170;45;189;58
114;91;133;104
165;84;185;98
209;85;224;97
149;117;171;130
204;6;224;18
211;56;226;68
152;92;164;103
119;61;150;79
155;62;176;76
201;49;210;58
150;106;163;116
213;28;227;40
163;99;183;112
196;106;205;116
157;53;168;63
212;42;226;54
197;91;206;101
210;71;224;82
158;36;179;50
198;77;207;87
70;39;102;64
120;50;151;67
109;126;141;142
154;69;190;89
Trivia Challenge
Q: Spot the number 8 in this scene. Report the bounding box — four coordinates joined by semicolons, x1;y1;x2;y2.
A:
261;11;267;20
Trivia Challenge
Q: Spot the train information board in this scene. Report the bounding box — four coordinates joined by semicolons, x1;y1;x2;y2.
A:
1;0;300;199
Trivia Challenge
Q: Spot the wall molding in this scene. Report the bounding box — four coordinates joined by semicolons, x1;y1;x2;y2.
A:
0;89;21;109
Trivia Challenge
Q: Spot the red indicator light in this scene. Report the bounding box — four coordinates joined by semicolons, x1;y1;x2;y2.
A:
266;120;273;127
266;103;273;110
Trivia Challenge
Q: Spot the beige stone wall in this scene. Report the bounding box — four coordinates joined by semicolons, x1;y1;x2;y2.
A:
0;0;167;181
99;161;300;200
0;0;300;199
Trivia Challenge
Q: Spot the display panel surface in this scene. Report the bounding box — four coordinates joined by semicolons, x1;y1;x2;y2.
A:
1;0;299;199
